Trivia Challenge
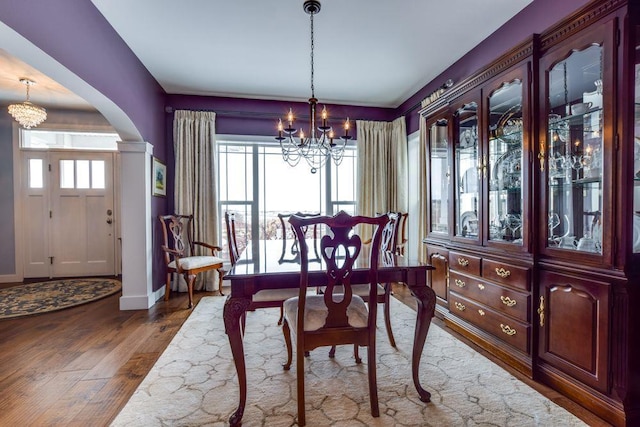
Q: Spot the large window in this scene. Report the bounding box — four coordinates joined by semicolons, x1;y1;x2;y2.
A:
217;137;356;261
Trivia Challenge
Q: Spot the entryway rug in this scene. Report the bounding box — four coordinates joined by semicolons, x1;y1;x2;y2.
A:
0;278;121;319
111;296;587;426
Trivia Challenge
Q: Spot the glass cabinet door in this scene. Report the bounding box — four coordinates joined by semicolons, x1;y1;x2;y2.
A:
545;44;603;254
429;118;450;236
487;80;524;245
454;102;480;240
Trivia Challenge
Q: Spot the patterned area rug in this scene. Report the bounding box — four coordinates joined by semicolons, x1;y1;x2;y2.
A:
112;296;587;426
0;278;121;319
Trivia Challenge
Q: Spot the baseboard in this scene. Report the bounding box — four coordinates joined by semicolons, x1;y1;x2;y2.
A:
0;274;23;284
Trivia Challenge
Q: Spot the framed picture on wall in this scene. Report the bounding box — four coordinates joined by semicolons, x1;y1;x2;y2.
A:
152;157;167;197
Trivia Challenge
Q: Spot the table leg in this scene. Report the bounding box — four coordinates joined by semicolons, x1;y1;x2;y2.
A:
224;296;251;426
407;280;436;402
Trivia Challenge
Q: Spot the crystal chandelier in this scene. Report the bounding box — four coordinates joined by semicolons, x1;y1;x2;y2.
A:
276;0;351;174
8;78;47;129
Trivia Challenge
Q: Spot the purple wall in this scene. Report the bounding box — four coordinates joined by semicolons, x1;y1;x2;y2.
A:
166;94;395;138
399;0;593;134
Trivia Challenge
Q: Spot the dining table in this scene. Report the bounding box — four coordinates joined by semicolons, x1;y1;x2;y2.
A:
223;238;436;426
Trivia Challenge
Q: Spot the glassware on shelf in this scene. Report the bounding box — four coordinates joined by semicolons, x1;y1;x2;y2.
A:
487;79;523;246
545;44;604;255
503;213;522;241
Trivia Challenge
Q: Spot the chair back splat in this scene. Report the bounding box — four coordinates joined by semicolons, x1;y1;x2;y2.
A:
282;210;388;426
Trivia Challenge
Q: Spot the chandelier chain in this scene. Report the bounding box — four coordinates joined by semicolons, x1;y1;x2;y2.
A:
275;0;349;174
310;10;315;98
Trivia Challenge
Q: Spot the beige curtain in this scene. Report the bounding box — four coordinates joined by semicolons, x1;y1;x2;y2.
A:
417;114;429;263
172;110;220;291
356;116;408;240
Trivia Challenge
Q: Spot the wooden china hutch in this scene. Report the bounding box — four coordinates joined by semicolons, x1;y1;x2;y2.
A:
420;0;640;425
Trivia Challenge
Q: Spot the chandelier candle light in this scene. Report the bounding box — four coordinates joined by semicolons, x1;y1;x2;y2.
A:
8;78;47;129
276;0;350;174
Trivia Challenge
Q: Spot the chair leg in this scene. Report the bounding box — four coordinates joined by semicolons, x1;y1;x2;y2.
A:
354;345;362;364
383;283;396;347
328;345;336;358
218;269;225;296
164;272;172;301
241;311;247;336
297;347;306;426
282;319;292;370
278;304;284;325
186;273;196;308
367;342;380;418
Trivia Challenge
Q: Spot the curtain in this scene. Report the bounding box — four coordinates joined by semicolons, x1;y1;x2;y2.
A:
173;110;220;291
417;114;429;263
356;116;408;241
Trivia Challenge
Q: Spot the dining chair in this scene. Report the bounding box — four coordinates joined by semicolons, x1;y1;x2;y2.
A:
395;212;409;256
225;211;298;326
282;211;388;426
158;214;224;308
327;211;401;357
277;212;321;264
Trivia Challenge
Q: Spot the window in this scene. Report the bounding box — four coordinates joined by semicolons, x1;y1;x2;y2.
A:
59;159;106;189
217;137;356;262
21;130;118;151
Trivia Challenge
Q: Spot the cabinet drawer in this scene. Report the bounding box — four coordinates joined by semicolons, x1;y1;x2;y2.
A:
450;292;530;354
449;271;529;322
482;259;530;291
449;251;481;275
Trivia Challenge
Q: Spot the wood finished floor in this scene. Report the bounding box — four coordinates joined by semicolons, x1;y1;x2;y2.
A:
0;281;610;426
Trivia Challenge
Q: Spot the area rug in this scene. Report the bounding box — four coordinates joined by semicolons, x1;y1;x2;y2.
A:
0;278;121;319
111;296;587;427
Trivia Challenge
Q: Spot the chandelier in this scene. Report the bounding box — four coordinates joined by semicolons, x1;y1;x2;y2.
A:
8;78;47;129
276;0;350;174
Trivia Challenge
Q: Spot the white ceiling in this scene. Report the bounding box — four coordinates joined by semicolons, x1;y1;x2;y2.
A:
1;0;532;111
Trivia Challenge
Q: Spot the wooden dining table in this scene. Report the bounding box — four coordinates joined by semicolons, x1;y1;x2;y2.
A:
223;239;436;426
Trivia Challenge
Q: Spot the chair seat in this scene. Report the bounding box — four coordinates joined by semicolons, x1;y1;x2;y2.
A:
169;255;223;271
284;294;369;332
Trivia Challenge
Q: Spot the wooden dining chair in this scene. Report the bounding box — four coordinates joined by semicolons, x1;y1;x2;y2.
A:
282;211;388;426
158;214;224;308
327;211;400;357
277;212;320;263
395;212;409;256
225;211;298;326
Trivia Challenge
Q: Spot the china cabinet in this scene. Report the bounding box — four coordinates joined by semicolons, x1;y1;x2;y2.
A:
421;1;640;425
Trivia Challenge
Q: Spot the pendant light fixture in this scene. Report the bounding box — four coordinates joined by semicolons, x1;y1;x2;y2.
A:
8;78;47;129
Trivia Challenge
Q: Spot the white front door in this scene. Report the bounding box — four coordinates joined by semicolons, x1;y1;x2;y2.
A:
22;151;116;278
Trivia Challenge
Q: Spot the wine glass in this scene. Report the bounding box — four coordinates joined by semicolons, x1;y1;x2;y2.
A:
504;213;522;241
548;212;561;244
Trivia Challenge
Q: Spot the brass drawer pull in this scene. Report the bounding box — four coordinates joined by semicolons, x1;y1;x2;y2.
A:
478;309;485;316
495;267;511;278
500;324;517;336
537;296;545;327
477;283;485;290
457;257;469;267
454;279;466;288
500;296;517;307
454;302;466;311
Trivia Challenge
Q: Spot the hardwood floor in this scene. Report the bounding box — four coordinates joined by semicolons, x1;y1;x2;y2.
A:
0;280;610;426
